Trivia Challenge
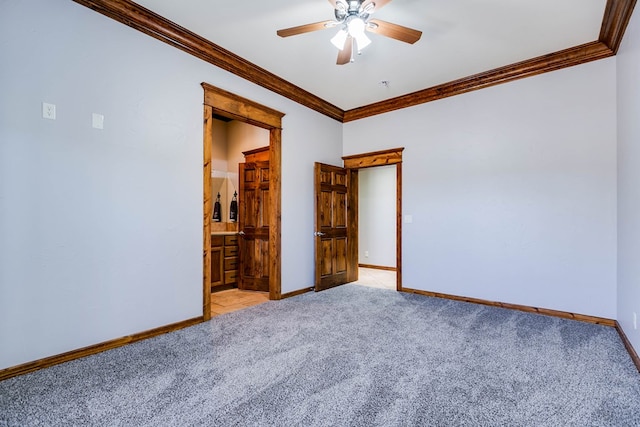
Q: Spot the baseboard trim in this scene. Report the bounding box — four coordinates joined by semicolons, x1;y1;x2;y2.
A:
401;287;616;327
280;287;313;299
0;316;204;382
358;264;397;272
615;321;640;373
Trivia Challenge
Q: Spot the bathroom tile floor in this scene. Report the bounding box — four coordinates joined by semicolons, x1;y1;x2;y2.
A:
210;289;269;317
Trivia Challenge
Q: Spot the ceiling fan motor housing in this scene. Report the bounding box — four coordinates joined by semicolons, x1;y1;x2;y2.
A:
334;0;372;23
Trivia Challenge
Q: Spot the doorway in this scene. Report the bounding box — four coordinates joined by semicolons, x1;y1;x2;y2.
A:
342;148;404;291
355;165;397;290
202;83;284;321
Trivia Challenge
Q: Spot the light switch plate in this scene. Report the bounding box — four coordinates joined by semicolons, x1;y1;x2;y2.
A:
42;102;56;120
404;215;413;224
92;113;104;129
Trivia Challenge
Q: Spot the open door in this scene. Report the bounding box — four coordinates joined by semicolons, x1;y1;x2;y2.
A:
314;162;357;291
238;160;270;292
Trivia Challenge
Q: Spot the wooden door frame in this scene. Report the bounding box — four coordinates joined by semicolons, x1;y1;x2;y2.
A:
342;148;404;291
202;83;284;321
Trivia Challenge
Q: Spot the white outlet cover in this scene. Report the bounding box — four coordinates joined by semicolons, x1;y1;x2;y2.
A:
404;215;413;224
92;113;104;129
42;102;56;120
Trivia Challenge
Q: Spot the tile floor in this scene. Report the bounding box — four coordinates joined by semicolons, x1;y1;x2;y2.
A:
210;267;396;317
352;267;397;290
210;288;269;317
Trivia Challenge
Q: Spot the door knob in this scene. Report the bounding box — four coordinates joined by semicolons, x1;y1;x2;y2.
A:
238;231;246;236
314;231;326;237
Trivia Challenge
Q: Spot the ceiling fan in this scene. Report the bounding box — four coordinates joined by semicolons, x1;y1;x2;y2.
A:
276;0;422;65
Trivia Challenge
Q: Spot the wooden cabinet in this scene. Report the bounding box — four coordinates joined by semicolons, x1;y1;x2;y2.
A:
210;236;224;288
211;233;239;291
223;234;239;286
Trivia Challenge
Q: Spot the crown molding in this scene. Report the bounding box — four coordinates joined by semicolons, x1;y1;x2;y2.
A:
343;41;613;122
72;0;344;122
73;0;636;123
600;0;638;53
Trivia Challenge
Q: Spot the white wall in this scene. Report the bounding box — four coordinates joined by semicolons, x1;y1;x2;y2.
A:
0;0;342;370
617;9;640;353
344;58;618;318
226;120;270;192
358;165;396;267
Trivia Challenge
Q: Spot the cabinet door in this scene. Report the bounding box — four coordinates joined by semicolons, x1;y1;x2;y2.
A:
210;245;223;289
238;161;270;292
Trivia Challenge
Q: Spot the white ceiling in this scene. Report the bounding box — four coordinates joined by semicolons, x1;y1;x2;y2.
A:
135;0;606;111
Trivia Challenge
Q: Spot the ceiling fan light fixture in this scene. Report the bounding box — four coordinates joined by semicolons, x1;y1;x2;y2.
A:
330;28;348;50
362;2;376;14
347;17;371;51
354;32;371;51
347;16;366;37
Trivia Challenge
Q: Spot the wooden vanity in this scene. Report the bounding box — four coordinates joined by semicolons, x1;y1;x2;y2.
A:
211;232;239;291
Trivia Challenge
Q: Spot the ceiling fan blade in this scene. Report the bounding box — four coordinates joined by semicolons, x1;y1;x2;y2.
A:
361;0;392;13
328;0;348;10
367;19;422;44
336;36;353;65
277;21;335;38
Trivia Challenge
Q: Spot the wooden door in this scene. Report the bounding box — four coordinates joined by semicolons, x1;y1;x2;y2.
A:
238;160;270;292
314;162;356;291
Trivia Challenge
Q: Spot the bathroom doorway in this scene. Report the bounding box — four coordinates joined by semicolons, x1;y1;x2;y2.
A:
202;83;284;321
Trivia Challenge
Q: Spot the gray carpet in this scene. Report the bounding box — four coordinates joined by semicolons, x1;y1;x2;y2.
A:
1;284;640;426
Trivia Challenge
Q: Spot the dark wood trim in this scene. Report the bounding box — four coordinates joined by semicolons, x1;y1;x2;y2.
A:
269;128;283;300
73;0;636;123
343;148;405;169
600;0;638;54
0;316;203;382
396;162;403;291
615;321;640;373
203;105;213;321
281;287;314;299
358;264;397;271
402;287;616;327
202;84;284;129
72;0;343;122
347;169;359;283
342;149;403;291
343;42;613;122
202;84;284;307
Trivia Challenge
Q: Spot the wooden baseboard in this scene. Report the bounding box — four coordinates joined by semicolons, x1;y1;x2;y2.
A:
358;264;397;272
401;287;616;327
280;287;313;299
615;321;640;373
0;316;204;382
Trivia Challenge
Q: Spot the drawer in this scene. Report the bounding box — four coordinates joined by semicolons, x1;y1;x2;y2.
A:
224;270;238;284
224;234;238;246
211;235;224;247
224;256;239;271
224;245;239;257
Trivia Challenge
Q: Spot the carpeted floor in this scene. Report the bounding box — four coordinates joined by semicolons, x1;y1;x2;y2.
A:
1;285;640;426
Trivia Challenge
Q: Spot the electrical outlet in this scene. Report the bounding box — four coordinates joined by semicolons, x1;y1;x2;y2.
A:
634;312;637;330
365;251;369;258
42;102;56;120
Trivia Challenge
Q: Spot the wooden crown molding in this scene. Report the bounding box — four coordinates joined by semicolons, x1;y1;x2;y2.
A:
73;0;636;121
600;0;638;53
72;0;343;122
343;41;613;122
